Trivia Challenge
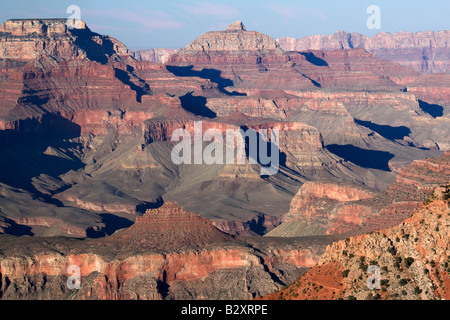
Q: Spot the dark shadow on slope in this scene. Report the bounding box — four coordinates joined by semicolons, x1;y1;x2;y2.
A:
0;115;84;193
71;28;151;102
136;197;164;214
179;92;217;118
354;119;411;140
418;100;444;118
2;218;34;236
326;144;394;171
308;77;322;88
97;214;134;236
2;113;82;139
157;271;170;300
246;215;279;236
240;126;287;175
299;52;329;67
69;28;112;64
114;68;150;103
18;93;50;106
166;65;246;96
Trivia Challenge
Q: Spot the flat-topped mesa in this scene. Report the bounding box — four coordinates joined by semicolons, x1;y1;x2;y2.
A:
179;20;282;53
0;18;129;61
0;18;87;37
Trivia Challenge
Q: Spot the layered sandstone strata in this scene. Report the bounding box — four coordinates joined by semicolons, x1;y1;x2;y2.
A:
266;181;375;237
278;30;450;73
0;53;183;135
263;185;450;300
268;152;450;237
0;19;128;61
111;202;233;250
0;206;331;300
180;20;282;53
141;117;342;171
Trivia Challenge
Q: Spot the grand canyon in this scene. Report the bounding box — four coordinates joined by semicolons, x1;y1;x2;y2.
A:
0;15;449;302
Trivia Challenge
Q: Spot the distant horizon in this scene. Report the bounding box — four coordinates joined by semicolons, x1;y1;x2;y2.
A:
128;26;450;51
1;17;448;52
1;0;448;50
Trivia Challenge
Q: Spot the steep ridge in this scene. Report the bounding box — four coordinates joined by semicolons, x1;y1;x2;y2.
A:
262;184;450;300
0;53;185;136
266;181;376;237
278;30;450;73
0;19;190;137
268;152;450;238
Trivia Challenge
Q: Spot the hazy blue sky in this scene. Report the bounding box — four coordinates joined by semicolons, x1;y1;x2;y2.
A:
1;0;449;50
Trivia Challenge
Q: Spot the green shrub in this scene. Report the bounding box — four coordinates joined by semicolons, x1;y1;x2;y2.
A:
405;257;415;268
380;280;389;287
399;279;409;286
387;247;396;255
394;257;402;269
359;257;368;271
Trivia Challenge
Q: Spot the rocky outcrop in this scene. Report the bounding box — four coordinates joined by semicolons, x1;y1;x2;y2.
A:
357;151;450;232
179;21;281;53
263;184;450;300
266;181;375;237
141;117;344;173
0;19;128;61
0;52;184;135
0;230;330;300
407;73;450;104
111;202;233;251
269;152;450;238
278;30;450;73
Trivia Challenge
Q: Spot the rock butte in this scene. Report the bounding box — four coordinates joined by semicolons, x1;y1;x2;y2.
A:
110;202;234;251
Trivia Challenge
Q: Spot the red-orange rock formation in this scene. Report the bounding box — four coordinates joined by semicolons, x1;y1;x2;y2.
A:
269;152;450;237
264;184;450;300
0;229;330;299
357;151;450;232
266;181;375;237
407;73;450;104
111;202;233;251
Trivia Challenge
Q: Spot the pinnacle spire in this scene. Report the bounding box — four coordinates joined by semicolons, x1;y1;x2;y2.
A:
226;20;246;31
